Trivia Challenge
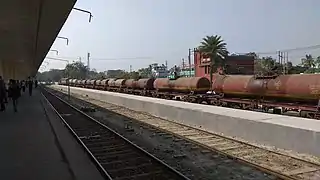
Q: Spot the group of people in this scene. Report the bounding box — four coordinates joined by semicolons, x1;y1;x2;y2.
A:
0;76;38;112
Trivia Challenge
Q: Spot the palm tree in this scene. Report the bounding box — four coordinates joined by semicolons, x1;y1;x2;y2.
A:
315;56;320;68
198;35;228;86
301;54;315;68
261;56;276;71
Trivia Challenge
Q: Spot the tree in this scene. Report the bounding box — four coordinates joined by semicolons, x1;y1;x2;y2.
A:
198;35;228;86
64;61;89;79
245;52;259;59
37;69;64;82
301;54;315;68
261;56;276;71
138;67;152;78
315;56;320;68
129;71;140;79
300;54;316;74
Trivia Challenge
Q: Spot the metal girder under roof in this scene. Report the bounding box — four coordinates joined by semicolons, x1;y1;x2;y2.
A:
0;0;76;80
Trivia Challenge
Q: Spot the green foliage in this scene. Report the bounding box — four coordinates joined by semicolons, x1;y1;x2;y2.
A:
198;35;229;87
37;69;64;82
38;61;151;82
137;66;152;78
249;52;320;75
64;61;89;79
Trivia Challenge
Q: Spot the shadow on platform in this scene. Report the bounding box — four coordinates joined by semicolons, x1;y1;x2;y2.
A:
0;89;104;180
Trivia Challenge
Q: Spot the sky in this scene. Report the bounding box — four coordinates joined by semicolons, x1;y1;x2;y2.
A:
40;0;320;72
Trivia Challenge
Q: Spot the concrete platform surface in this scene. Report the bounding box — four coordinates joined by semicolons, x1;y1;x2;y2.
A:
51;85;320;157
0;89;104;180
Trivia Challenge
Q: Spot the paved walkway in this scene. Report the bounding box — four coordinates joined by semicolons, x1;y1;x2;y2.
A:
0;88;104;180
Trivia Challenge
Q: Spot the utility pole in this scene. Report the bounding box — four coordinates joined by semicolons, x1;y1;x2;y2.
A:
278;51;283;74
281;51;284;74
182;58;185;69
284;51;289;74
283;52;286;74
129;65;132;73
193;48;197;77
165;60;168;71
286;52;289;74
188;48;191;77
87;52;90;70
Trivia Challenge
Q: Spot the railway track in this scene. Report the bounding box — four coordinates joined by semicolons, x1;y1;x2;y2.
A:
134;117;320;180
49;87;320;180
41;89;190;180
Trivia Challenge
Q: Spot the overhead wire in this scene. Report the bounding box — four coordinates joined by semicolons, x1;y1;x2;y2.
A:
245;44;320;55
45;56;153;61
44;44;320;69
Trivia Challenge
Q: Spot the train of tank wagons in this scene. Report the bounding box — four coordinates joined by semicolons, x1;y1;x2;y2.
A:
58;73;320;119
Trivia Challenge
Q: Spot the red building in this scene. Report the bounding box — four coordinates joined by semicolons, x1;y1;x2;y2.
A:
194;51;254;78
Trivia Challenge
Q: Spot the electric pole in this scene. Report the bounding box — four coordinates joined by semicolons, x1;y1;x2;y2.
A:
165;60;168;71
284;51;289;74
87;52;90;70
182;58;185;69
193;48;197;77
286;52;289;74
129;65;132;73
278;51;284;74
188;48;191;77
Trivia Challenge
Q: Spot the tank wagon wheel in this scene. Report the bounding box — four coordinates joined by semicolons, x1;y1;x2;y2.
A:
306;112;315;119
262;106;270;113
241;103;251;110
205;99;211;105
272;108;282;114
299;110;307;118
299;110;318;119
210;99;217;106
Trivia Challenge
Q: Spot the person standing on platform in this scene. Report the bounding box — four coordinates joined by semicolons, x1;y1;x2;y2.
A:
21;80;26;93
17;80;21;97
35;80;38;88
0;76;6;111
8;79;20;112
28;78;33;96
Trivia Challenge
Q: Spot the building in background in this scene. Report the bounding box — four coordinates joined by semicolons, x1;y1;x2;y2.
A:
105;69;124;77
150;63;169;78
194;51;254;78
178;63;195;77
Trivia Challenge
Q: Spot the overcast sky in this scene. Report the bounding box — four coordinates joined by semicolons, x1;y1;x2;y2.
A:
40;0;320;72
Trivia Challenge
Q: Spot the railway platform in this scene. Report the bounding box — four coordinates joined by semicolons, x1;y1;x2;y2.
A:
0;89;104;180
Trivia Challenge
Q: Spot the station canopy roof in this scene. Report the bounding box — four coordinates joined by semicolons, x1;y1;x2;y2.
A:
0;0;76;80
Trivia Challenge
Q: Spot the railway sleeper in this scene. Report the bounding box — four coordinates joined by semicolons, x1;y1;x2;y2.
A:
227;147;257;156
85;142;127;149
240;151;269;159
284;167;320;176
218;145;243;151
195;138;226;144
107;165;165;179
95;152;142;162
92;149;136;158
293;169;320;179
113;170;166;180
106;162;155;174
186;135;215;140
81;138;123;145
79;134;102;140
99;156;151;168
89;144;128;152
91;147;133;155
